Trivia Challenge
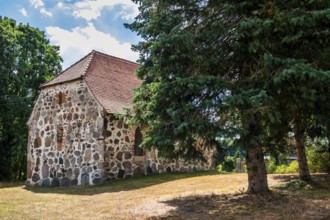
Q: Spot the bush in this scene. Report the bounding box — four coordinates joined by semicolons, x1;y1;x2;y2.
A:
277;179;307;191
217;156;236;173
217;164;225;173
267;161;277;174
267;161;299;174
284;161;299;174
274;165;289;174
307;148;330;173
222;157;235;172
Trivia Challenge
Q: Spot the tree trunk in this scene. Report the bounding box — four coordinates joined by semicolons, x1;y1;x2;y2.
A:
293;119;311;181
245;113;269;194
327;124;330;174
246;144;269;194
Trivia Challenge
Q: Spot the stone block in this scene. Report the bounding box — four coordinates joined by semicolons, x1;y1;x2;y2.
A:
42;163;49;178
93;153;99;161
32;173;40;182
116;152;123;161
117;169;125;178
71;179;78;185
81;173;89;185
60;177;71;186
51;178;60;187
84;149;91;162
92;178;102;184
124;152;132;160
147;166;153;175
41;178;51;186
123;161;132;170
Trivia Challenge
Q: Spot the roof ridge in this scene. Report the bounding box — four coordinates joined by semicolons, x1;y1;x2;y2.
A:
82;51;95;76
92;50;139;67
41;51;94;88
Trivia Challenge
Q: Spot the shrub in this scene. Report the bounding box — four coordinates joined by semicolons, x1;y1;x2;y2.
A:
307;148;330;173
277;179;307;191
267;161;299;174
284;161;299;174
274;165;288;174
217;164;224;173
217;156;236;173
267;161;277;174
222;156;235;172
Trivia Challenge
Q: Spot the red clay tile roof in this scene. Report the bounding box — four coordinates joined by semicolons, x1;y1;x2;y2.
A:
42;50;141;114
41;52;94;87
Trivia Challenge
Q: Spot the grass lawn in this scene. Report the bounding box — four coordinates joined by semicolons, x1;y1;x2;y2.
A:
0;171;329;219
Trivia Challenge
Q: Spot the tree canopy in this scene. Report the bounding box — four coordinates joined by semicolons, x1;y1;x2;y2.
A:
127;0;330;193
0;17;62;181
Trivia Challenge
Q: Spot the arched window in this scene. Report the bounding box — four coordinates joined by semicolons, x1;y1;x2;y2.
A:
134;127;144;156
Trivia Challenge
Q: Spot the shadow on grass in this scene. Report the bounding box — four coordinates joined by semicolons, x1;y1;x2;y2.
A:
151;190;330;219
24;170;219;195
0;182;25;189
147;174;330;219
271;173;330;189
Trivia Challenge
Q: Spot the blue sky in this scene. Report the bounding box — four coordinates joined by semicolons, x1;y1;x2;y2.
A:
0;0;140;69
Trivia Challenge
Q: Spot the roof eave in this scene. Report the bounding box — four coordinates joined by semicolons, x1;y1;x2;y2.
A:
40;77;83;88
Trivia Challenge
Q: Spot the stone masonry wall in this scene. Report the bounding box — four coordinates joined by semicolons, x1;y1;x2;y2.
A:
27;80;105;186
103;114;213;179
27;80;214;187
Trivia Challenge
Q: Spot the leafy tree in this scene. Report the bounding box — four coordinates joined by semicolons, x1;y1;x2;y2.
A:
0;17;62;181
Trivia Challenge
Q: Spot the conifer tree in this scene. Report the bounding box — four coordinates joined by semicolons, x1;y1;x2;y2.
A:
127;0;330;192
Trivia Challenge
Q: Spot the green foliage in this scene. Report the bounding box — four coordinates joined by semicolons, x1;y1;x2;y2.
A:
0;16;62;181
285;161;299;174
268;161;299;174
217;156;235;173
126;0;330;192
217;164;224;173
267;161;277;174
307;148;330;173
277;179;307;191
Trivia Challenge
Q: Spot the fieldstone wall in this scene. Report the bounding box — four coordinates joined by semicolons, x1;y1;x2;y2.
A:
103;114;213;179
27;80;105;186
27;80;214;187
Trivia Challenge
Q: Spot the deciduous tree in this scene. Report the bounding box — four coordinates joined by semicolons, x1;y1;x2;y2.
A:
0;17;62;181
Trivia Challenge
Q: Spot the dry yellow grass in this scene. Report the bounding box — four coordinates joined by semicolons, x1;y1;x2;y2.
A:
0;171;329;219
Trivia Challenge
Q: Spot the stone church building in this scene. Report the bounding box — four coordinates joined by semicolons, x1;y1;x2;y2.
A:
26;51;213;186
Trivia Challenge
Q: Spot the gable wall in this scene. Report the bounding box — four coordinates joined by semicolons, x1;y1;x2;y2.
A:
27;80;105;186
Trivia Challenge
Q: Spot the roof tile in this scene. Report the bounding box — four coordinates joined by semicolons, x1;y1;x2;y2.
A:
42;50;141;114
42;52;94;87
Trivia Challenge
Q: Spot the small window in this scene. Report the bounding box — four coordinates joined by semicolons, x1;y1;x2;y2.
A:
57;125;63;151
134;127;144;156
56;92;66;105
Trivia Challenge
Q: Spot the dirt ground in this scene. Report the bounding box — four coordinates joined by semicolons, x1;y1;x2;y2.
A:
0;172;329;219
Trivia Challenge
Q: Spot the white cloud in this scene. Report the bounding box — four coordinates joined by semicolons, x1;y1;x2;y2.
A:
30;0;44;9
72;0;138;21
40;8;53;17
29;0;52;17
46;23;138;68
19;8;28;17
56;2;70;10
